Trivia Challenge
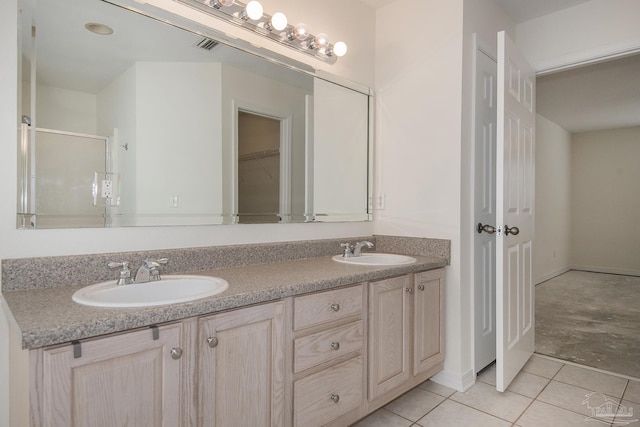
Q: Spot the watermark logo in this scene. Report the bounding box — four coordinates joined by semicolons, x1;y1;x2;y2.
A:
582;392;638;425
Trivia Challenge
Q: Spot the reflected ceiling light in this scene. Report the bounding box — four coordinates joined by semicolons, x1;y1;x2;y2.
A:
84;22;114;35
175;0;346;63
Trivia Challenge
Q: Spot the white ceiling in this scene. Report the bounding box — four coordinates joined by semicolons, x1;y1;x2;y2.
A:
537;54;640;133
360;0;639;133
490;0;592;23
34;0;640;134
30;0;309;95
359;0;591;21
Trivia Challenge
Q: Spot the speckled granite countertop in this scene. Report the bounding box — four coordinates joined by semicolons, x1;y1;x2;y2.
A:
4;254;447;350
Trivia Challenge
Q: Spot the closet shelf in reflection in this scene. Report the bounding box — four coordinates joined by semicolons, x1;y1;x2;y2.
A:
238;148;280;161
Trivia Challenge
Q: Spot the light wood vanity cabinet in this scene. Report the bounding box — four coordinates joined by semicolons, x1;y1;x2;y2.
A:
27;268;445;427
197;302;286;427
368;269;445;408
413;269;446;376
30;322;183;427
291;284;367;427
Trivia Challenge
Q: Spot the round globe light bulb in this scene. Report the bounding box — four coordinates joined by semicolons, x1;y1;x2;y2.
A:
313;33;330;48
293;23;309;41
333;41;347;57
245;1;263;20
270;12;288;31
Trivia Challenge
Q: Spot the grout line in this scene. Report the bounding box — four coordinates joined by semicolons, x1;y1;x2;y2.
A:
534;353;640;382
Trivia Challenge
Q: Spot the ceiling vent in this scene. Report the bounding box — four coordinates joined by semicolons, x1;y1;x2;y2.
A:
196;38;220;51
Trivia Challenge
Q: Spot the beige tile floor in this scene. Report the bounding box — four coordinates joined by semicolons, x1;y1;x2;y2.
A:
352;354;640;427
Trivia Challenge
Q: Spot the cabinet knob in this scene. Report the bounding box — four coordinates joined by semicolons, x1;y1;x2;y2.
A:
330;394;340;403
207;336;219;348
170;347;183;360
330;303;340;312
331;342;340;351
418;284;425;291
405;287;413;293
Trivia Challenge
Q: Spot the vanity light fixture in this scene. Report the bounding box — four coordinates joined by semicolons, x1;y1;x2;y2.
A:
174;0;347;63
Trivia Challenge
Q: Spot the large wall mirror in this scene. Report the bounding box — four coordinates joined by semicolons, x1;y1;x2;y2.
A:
17;0;372;228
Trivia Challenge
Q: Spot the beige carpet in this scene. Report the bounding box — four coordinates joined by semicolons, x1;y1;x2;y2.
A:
535;270;640;379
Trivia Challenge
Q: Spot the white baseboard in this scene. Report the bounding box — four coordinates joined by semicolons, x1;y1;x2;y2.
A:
571;265;640;277
534;266;571;285
430;367;475;392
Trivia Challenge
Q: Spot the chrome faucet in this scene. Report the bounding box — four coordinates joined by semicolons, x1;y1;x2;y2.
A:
340;241;374;258
134;258;168;283
353;240;374;256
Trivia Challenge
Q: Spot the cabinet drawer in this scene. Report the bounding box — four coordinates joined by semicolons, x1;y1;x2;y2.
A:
294;285;363;331
294;355;364;427
294;320;363;373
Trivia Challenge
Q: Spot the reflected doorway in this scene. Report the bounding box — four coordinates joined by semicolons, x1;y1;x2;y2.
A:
237;111;281;223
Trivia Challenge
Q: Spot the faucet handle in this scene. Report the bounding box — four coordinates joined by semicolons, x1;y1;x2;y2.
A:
340;243;354;258
108;261;133;285
144;258;168;281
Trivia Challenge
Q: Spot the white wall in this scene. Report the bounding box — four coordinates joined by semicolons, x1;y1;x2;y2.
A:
98;65;139;221
0;0;18;422
571;127;640;275
135;62;223;221
35;85;97;134
313;78;369;219
534;114;572;283
0;1;376;425
221;64;310;220
374;0;468;390
517;0;640;72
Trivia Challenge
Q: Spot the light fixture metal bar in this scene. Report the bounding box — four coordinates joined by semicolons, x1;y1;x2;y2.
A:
173;0;338;64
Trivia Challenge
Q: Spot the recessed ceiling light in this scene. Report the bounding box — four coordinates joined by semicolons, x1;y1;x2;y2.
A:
85;23;114;35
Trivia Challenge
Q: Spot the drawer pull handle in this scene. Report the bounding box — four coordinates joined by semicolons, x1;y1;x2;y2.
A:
405;287;413;293
170;347;183;360
330;303;340;312
207;337;219;348
330;394;340;403
418;284;425;291
331;342;340;351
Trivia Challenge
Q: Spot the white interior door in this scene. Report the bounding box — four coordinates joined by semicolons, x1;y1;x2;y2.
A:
495;31;536;392
473;39;498;374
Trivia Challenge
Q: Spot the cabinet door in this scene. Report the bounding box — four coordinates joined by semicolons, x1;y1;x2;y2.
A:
198;302;286;427
39;323;182;427
414;269;445;376
368;275;411;400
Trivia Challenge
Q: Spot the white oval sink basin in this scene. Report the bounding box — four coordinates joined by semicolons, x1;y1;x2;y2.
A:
72;275;229;308
332;253;417;266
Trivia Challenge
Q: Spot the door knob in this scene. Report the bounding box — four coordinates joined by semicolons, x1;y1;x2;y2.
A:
170;347;183;360
477;223;496;234
505;225;520;236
